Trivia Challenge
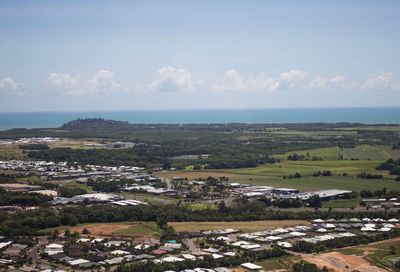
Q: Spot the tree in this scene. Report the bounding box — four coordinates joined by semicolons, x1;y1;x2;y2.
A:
52;229;59;239
218;201;227;213
308;195;322;208
82;228;91;235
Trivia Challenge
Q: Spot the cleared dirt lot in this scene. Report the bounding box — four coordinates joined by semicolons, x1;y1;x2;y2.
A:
66;222;161;238
302;252;389;272
169;220;310;232
69;223;130;236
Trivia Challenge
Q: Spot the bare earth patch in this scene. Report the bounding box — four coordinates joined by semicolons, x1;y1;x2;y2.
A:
170;220;310;233
302;252;389;272
69;224;130;236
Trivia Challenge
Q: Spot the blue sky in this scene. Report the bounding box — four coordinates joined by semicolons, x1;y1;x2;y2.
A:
0;0;400;111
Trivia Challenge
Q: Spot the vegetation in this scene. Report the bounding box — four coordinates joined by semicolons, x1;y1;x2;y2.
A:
2;119;399;172
0;188;52;206
1;202;399;237
377;158;400;175
291;261;330;272
57;186;87;197
116;247;288;272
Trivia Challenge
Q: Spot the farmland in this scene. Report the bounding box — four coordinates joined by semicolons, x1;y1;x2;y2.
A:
155;143;400;192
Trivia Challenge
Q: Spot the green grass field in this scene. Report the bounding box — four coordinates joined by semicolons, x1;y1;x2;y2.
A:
47;139;103;150
225;175;400;191
322;198;360;209
64;181;93;192
256;256;301;270
337;248;365;255
223;144;400;191
274;145;400;161
178;144;400;191
273;146;341;160
228;160;383;177
343;145;400;160
185;202;217;211
0;145;26;160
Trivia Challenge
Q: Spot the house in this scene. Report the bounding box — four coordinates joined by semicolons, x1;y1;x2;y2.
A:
277;241;293;248
163;242;182;250
241;262;263;271
182;254;196;260
68;258;90;266
212;253;224;259
214;268;232;272
202;247;220;253
110;249;130;256
105;257;125;265
151;249;168;255
161;256;185;263
44;243;64;255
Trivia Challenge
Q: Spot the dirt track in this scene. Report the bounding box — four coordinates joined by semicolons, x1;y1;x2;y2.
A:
302;252;389;272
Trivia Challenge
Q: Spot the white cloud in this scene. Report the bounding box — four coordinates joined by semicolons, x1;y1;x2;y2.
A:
213;69;309;92
87;69;121;93
147;66;199;92
46;73;82;95
310;75;346;89
363;72;400;91
278;69;309;88
45;69;122;95
0;76;23;92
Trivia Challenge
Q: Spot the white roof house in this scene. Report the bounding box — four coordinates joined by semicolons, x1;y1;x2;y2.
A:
163;242;182;249
361;226;376;232
46;243;63;249
182;254;196;260
241;262;263;271
379;227;392;232
68;258;90;266
212;253;224;259
0;241;12;250
241;244;261;250
161;256;185;263
277;241;293;248
110;250;130;256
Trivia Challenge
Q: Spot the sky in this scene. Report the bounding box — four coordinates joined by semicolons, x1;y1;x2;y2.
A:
0;0;400;112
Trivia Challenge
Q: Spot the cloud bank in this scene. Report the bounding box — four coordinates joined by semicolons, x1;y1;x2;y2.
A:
45;69;122;95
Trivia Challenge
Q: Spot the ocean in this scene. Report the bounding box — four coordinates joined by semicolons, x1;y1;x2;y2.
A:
0;108;400;131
